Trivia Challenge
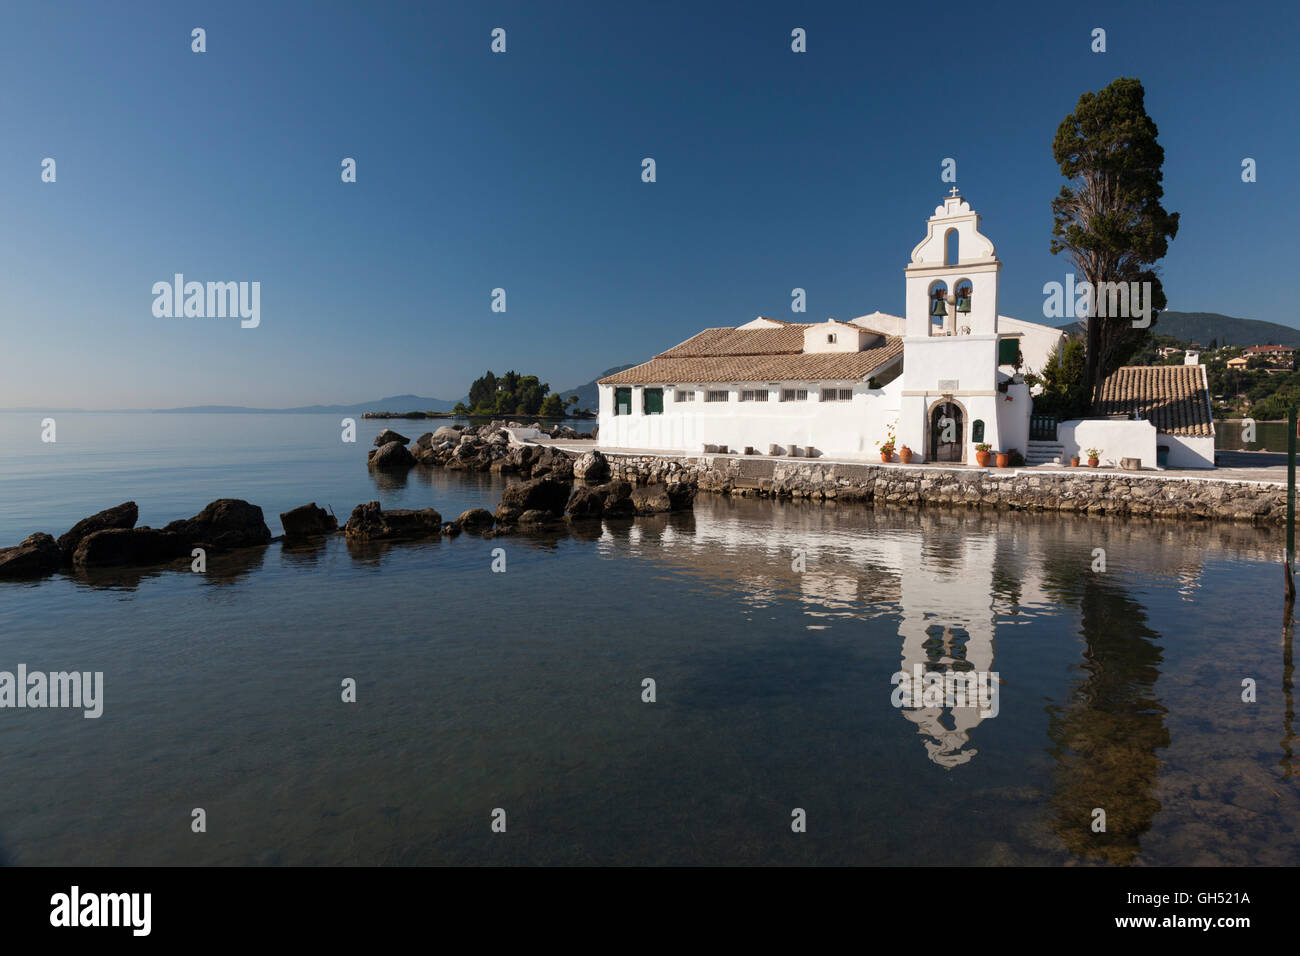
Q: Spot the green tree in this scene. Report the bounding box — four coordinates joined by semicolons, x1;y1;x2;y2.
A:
539;393;566;417
1032;337;1089;418
1051;77;1180;403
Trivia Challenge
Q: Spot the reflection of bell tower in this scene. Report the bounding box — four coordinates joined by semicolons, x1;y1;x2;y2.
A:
895;533;999;768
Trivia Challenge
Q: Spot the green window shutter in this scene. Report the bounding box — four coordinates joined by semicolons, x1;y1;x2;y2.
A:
998;337;1020;365
615;388;632;416
971;419;985;443
644;388;663;414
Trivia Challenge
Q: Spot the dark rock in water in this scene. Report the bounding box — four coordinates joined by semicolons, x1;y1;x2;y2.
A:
455;508;495;532
573;450;610;483
632;487;672;514
56;501;138;561
530;447;575;480
73;528;190;568
280;503;338;537
344;501;442;540
499;476;572;516
368;441;417;471
494;504;522;527
602;495;636;518
164;499;273;550
597;480;636;518
374;428;411;447
592;480;632;504
518;509;558;527
666;481;697;511
0;533;64;578
565;485;605;519
415;432;435;449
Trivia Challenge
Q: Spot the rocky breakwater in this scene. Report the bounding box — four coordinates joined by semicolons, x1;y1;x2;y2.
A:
599;453;1290;524
490;450;696;533
0;499;274;579
367;422;593;476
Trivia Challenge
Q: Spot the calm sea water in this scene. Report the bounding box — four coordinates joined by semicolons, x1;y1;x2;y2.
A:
0;413;1296;865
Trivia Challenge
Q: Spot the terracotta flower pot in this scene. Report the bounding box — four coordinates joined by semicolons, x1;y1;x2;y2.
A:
881;450;894;463
899;447;913;464
995;452;1010;468
1070;456;1080;467
1088;457;1099;468
975;450;991;467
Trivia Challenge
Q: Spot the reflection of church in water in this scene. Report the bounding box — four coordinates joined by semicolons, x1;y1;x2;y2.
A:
893;535;1000;769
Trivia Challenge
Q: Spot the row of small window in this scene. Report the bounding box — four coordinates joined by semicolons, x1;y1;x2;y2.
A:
614;386;854;415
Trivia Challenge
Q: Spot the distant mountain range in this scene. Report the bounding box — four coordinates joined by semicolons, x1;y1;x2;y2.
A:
0;394;465;414
1056;311;1300;347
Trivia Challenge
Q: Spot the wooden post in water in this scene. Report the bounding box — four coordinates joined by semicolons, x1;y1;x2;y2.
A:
1288;406;1297;603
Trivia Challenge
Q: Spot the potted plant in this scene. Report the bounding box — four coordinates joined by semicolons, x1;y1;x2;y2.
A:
975;442;992;467
899;444;913;464
995;450;1010;468
1086;447;1100;467
1070;454;1080;467
877;422;897;463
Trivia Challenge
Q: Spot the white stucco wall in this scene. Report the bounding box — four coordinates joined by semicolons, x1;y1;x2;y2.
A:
995;384;1031;455
598;377;903;458
1162;434;1216;469
1056;419;1158;468
996;315;1068;378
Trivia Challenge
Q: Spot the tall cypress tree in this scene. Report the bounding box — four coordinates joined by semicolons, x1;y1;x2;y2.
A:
1051;77;1180;404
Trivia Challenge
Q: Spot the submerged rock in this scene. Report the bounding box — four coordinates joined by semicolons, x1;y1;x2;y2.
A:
631;487;672;514
0;533;64;578
454;508;495;532
368;441;417;471
72;528;190;568
565;485;604;519
344;501;442;540
163;499;273;551
280;503;338;537
499;476;572;516
56;501;138;561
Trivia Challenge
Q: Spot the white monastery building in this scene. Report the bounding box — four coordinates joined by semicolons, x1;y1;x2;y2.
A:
597;192;1215;468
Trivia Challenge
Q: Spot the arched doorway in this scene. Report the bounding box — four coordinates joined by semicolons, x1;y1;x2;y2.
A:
930;401;965;462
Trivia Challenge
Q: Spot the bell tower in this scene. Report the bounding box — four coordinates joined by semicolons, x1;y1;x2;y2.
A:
903;188;1001;337
898;192;1012;464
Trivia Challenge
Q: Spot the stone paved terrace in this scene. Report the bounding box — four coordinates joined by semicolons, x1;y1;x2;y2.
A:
536;440;1291;487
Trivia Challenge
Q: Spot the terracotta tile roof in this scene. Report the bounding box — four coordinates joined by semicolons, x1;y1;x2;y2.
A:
656;325;812;358
599;337;904;385
1093;365;1214;437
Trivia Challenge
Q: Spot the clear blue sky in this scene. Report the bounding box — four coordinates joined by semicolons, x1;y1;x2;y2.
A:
1;0;1295;409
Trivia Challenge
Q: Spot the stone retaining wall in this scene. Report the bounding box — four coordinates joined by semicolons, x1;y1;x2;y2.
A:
600;454;1287;524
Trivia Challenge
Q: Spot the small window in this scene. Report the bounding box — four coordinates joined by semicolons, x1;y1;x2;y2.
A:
781;389;808;402
615;387;632;416
827;333;837;344
972;419;985;443
643;387;663;415
740;389;769;402
675;390;695;403
705;390;729;403
818;388;853;402
998;337;1021;365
